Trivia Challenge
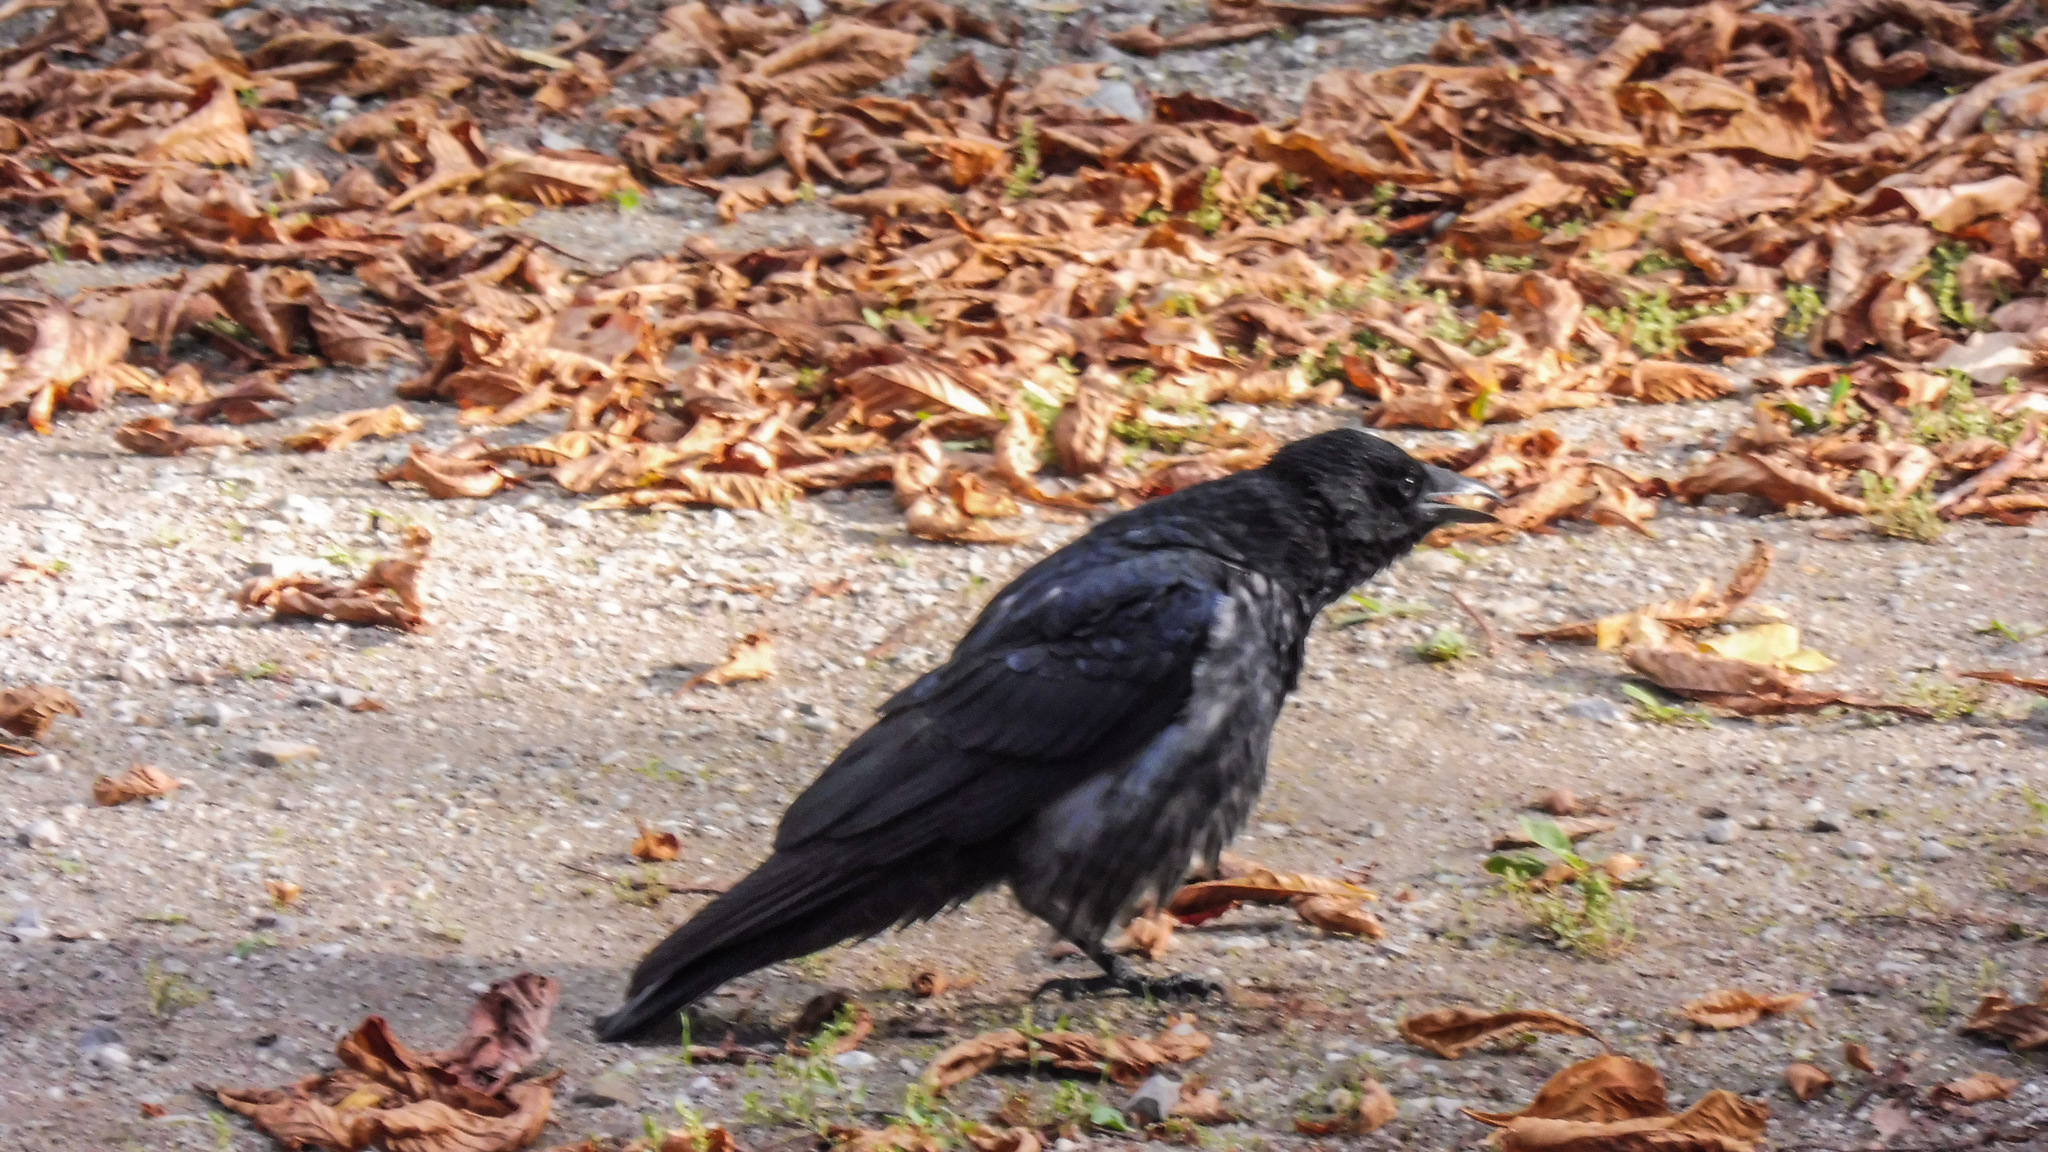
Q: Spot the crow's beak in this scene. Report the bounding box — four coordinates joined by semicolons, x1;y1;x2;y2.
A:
1420;465;1501;524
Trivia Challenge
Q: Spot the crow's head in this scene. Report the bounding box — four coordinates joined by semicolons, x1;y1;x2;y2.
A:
1267;428;1500;554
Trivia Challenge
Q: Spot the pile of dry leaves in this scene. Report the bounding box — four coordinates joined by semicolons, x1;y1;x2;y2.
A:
207;972;559;1152
11;0;2048;539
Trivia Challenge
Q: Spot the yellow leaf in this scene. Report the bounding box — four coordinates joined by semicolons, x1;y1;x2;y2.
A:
1701;622;1833;672
1781;648;1837;673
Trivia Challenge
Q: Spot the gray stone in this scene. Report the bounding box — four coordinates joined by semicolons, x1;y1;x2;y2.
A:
831;1050;878;1072
1564;698;1623;723
250;741;320;767
251;555;325;579
5;907;49;941
1918;839;1955;862
1703;819;1738;845
196;701;245;727
1124;1072;1181;1125
1810;812;1847;833
18;820;62;849
1085;80;1148;122
538;128;582;152
575;1073;641;1108
755;727;788;744
1840;840;1877;859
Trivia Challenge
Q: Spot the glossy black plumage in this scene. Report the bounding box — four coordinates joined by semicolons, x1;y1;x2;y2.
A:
595;428;1494;1041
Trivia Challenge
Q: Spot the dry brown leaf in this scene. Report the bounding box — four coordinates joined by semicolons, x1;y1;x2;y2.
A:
909;969;949;998
1467;1054;1668;1126
0;685;81;740
266;879;303;907
1930;1071;2018;1107
1114;908;1177;959
1964;991;2048;1050
210;974;560;1151
1292;894;1385;938
689;632;774;688
139;81;254;166
1844;1042;1877;1074
284;405;425;453
1168;865;1373;924
1398;1007;1600;1059
1498;1090;1770;1152
1680;989;1809;1031
1960;669;2048;695
115;417;255;456
632;825;681;862
380;445;516;499
1533;788;1585;816
1784;1063;1834;1102
236;532;432;635
925;1016;1210;1092
92;764;182;806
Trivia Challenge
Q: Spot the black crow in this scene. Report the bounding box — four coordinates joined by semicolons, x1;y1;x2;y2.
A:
595;428;1497;1041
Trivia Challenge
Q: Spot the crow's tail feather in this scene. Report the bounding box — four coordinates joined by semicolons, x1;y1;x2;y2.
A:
595;842;995;1042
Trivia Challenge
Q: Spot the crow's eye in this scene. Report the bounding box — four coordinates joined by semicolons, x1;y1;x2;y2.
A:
1398;473;1421;501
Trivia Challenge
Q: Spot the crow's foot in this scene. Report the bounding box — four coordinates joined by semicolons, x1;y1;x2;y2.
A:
1031;958;1221;1002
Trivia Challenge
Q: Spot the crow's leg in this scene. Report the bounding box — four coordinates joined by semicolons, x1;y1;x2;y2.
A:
1031;943;1221;1002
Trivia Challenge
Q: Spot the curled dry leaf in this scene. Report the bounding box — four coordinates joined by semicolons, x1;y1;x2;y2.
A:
908;969;948;998
114;417;255;456
1960;669;2048;695
631;825;681;862
1784;1063;1834;1102
1168;864;1373;924
380;445;516;499
1295;1076;1396;1135
283;405;425;452
1292;894;1385;938
1929;1071;2018;1107
1680;989;1810;1031
1398;1007;1600;1060
1492;817;1616;850
925;1016;1210;1092
1114;908;1176;959
1532;788;1584;816
689;632;774;688
1963;991;2048;1050
1467;1054;1668;1126
236;534;432;635
1521;542;1775;646
210;973;561;1152
1844;1042;1877;1074
0;685;81;740
92;764;182;806
266;879;303;908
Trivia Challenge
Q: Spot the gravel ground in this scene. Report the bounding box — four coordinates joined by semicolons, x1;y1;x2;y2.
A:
6;1;2048;1150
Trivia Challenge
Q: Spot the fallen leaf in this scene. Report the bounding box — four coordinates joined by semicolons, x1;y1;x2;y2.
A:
1930;1071;2017;1107
283;405;425;452
926;1016;1210;1092
1532;788;1584;816
1292;894;1385;938
1964;991;2048;1050
1168;864;1374;924
266;879;303;908
1700;623;1834;673
1680;989;1810;1031
210;974;561;1152
1784;1062;1834;1102
1960;669;2048;695
379;445;515;499
1845;1042;1876;1074
689;632;774;688
0;686;81;740
1467;1054;1668;1125
92;764;182;806
115;417;255;456
1114;908;1176;959
1398;1007;1600;1059
909;970;948;998
632;826;681;862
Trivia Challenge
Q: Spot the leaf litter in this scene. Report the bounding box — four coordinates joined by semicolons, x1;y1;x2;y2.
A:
207;972;561;1152
16;0;2048;545
925;1015;1211;1092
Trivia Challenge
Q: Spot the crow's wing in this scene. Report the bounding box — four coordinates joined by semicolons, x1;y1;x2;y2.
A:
775;548;1233;852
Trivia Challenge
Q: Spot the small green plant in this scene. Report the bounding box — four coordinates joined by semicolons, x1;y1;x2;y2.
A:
1781;283;1825;337
1621;683;1712;727
2019;785;2048;830
1899;676;1984;720
1597;289;1687;357
1327;592;1429;628
144;961;209;1018
232;931;280;959
1924;979;1955;1023
1414;626;1473;663
1909;384;2028;447
1859;471;1943;543
1007;118;1041;199
208;1111;235;1152
613;865;670;907
237;660;283;681
609;187;642;212
1486;815;1635;958
1630;248;1686;276
1485;253;1538;273
1188;168;1226;235
1925;241;1984;329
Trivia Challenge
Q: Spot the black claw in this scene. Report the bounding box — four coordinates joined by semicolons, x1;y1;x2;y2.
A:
1031;971;1221;1002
